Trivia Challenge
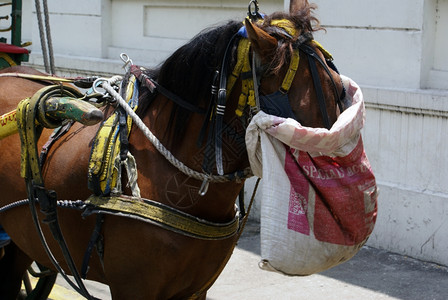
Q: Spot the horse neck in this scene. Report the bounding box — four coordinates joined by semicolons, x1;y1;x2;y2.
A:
129;91;247;222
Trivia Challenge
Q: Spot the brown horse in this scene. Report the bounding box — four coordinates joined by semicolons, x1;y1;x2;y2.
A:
0;2;344;299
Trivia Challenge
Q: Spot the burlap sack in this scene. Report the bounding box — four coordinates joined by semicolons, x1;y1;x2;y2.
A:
246;76;378;275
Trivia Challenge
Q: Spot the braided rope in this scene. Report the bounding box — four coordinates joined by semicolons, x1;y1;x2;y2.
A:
0;199;86;214
97;77;252;183
0;199;30;213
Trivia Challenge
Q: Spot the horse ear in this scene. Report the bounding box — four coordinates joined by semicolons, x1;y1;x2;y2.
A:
244;18;277;62
290;0;309;13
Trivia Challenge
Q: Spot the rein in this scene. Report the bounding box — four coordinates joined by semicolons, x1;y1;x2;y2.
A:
0;72;73;83
0;72;101;88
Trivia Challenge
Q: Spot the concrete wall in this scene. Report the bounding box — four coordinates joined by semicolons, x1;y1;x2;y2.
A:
247;0;448;267
2;0;284;76
309;0;448;266
1;0;447;266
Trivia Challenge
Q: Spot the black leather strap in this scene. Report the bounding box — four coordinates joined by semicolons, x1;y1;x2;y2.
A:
306;53;331;129
130;65;206;115
81;214;104;279
150;79;206;114
299;43;344;114
214;32;240;175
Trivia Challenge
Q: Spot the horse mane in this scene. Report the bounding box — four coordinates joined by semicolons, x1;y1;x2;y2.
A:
137;21;243;141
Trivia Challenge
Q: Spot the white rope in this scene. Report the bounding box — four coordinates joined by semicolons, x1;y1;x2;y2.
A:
96;77;251;184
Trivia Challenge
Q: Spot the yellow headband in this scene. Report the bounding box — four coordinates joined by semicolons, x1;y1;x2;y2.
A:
270;19;298;38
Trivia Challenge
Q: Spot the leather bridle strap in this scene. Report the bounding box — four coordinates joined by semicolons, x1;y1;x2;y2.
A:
306;51;331;129
214;32;240;175
299;43;344;119
130;65;206;115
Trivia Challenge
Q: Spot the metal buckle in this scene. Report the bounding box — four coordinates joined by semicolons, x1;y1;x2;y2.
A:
248;0;262;21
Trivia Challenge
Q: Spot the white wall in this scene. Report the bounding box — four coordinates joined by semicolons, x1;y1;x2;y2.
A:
1;0;447;266
307;0;448;266
7;0;284;76
361;88;448;265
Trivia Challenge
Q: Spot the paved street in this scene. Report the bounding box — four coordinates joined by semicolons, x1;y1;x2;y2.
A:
208;222;448;299
46;221;448;299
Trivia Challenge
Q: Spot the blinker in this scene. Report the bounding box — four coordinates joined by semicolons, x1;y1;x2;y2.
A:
259;91;297;120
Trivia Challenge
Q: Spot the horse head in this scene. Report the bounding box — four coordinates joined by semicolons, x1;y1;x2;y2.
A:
244;8;344;129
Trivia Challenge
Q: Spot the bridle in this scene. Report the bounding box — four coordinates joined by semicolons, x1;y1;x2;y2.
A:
248;20;345;128
202;17;346;176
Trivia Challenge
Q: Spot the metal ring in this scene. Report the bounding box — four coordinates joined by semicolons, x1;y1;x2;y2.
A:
92;78;108;95
248;0;260;20
120;53;133;71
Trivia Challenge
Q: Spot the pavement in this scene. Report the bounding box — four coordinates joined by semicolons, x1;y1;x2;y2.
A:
207;222;448;300
45;221;448;299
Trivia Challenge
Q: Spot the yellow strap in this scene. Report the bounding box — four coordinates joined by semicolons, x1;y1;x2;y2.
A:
232;38;258;117
227;38;250;96
0;109;18;139
312;40;333;60
88;75;139;194
0;53;17;66
16;98;31;179
88;113;119;177
86;195;239;240
280;40;332;93
270;19;298;38
225;34;330;116
17;85;81;179
125;76;138;130
0;72;74;83
280;49;300;93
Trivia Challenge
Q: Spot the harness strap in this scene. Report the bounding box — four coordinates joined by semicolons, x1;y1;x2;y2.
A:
196;70;219;149
16;87;98;300
88;74;140;196
312;40;333;61
227;39;249;96
270;19;298;37
0;72;74;83
300;43;344;114
234;39;252;117
280;49;300;93
40;121;73;166
306;53;331;129
148;76;206;115
83;195;240;240
199;71;219;174
215;32;240;175
81;214;104;279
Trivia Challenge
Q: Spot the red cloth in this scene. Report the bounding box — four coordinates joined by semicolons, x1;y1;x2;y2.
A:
0;42;29;54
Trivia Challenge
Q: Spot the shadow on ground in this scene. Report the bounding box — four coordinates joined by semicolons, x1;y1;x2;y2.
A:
235;221;448;300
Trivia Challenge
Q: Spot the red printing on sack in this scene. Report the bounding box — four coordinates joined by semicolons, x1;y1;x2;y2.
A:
284;138;377;246
285;151;310;235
